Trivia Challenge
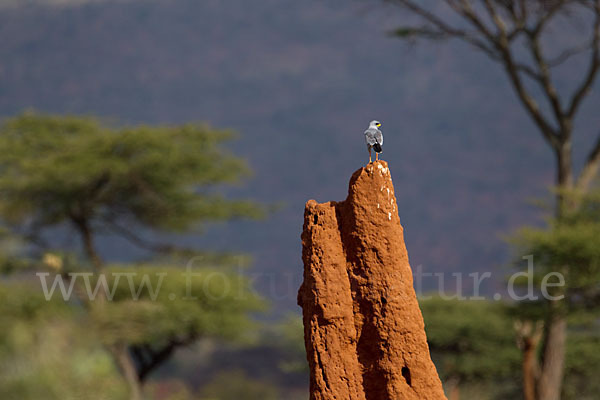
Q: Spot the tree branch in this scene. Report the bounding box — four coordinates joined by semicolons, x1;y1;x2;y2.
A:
499;46;561;148
453;0;498;43
391;0;567;148
576;132;600;191
481;1;560;147
103;219;197;256
483;0;508;36
134;333;197;382
566;0;600;119
388;0;501;59
531;0;568;37
526;29;566;133
548;40;595;67
391;0;600;149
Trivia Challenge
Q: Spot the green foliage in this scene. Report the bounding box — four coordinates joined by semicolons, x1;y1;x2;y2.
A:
563;330;600;400
420;297;521;383
0;111;268;398
199;370;279;400
0;284;127;400
87;265;264;346
259;313;307;374
504;191;600;399
559;308;600;400
0;112;263;235
275;314;306;355
0;263;264;399
0;228;31;274
420;297;522;399
509;190;600;310
420;297;600;400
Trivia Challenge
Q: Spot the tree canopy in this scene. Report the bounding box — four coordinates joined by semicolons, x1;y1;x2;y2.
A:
0;113;263;260
0;112;266;400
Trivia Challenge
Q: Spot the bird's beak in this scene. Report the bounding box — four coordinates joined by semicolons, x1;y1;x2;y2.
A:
376;123;381;127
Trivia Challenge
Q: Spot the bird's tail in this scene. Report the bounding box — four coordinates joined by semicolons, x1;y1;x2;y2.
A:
373;143;382;153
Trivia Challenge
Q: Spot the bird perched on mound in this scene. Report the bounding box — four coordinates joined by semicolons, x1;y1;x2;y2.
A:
364;120;383;163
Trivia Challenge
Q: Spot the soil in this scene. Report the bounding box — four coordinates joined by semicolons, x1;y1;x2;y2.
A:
298;161;447;400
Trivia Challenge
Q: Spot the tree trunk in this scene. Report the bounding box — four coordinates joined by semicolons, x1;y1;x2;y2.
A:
534;141;572;400
515;320;543;400
72;216;145;399
112;344;144;400
522;337;539;400
73;216;103;271
446;377;460;400
556;141;574;216
537;315;567;400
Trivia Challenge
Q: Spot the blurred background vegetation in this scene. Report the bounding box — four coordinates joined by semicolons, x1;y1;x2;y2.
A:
0;1;599;399
0;112;598;400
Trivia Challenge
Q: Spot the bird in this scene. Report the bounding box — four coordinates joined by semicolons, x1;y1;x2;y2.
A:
364;120;383;163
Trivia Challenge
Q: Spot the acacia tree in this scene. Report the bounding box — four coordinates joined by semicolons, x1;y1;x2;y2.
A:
0;113;265;400
420;298;521;400
385;1;600;399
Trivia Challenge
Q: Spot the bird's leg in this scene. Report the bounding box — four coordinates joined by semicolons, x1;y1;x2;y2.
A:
369;147;372;163
376;152;379;161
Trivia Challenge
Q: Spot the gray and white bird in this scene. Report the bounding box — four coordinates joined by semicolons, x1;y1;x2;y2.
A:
364;120;383;163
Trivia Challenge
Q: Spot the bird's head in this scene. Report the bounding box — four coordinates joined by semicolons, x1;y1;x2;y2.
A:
370;120;382;128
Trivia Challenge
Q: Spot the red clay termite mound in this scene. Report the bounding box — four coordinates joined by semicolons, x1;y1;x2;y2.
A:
298;161;446;400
